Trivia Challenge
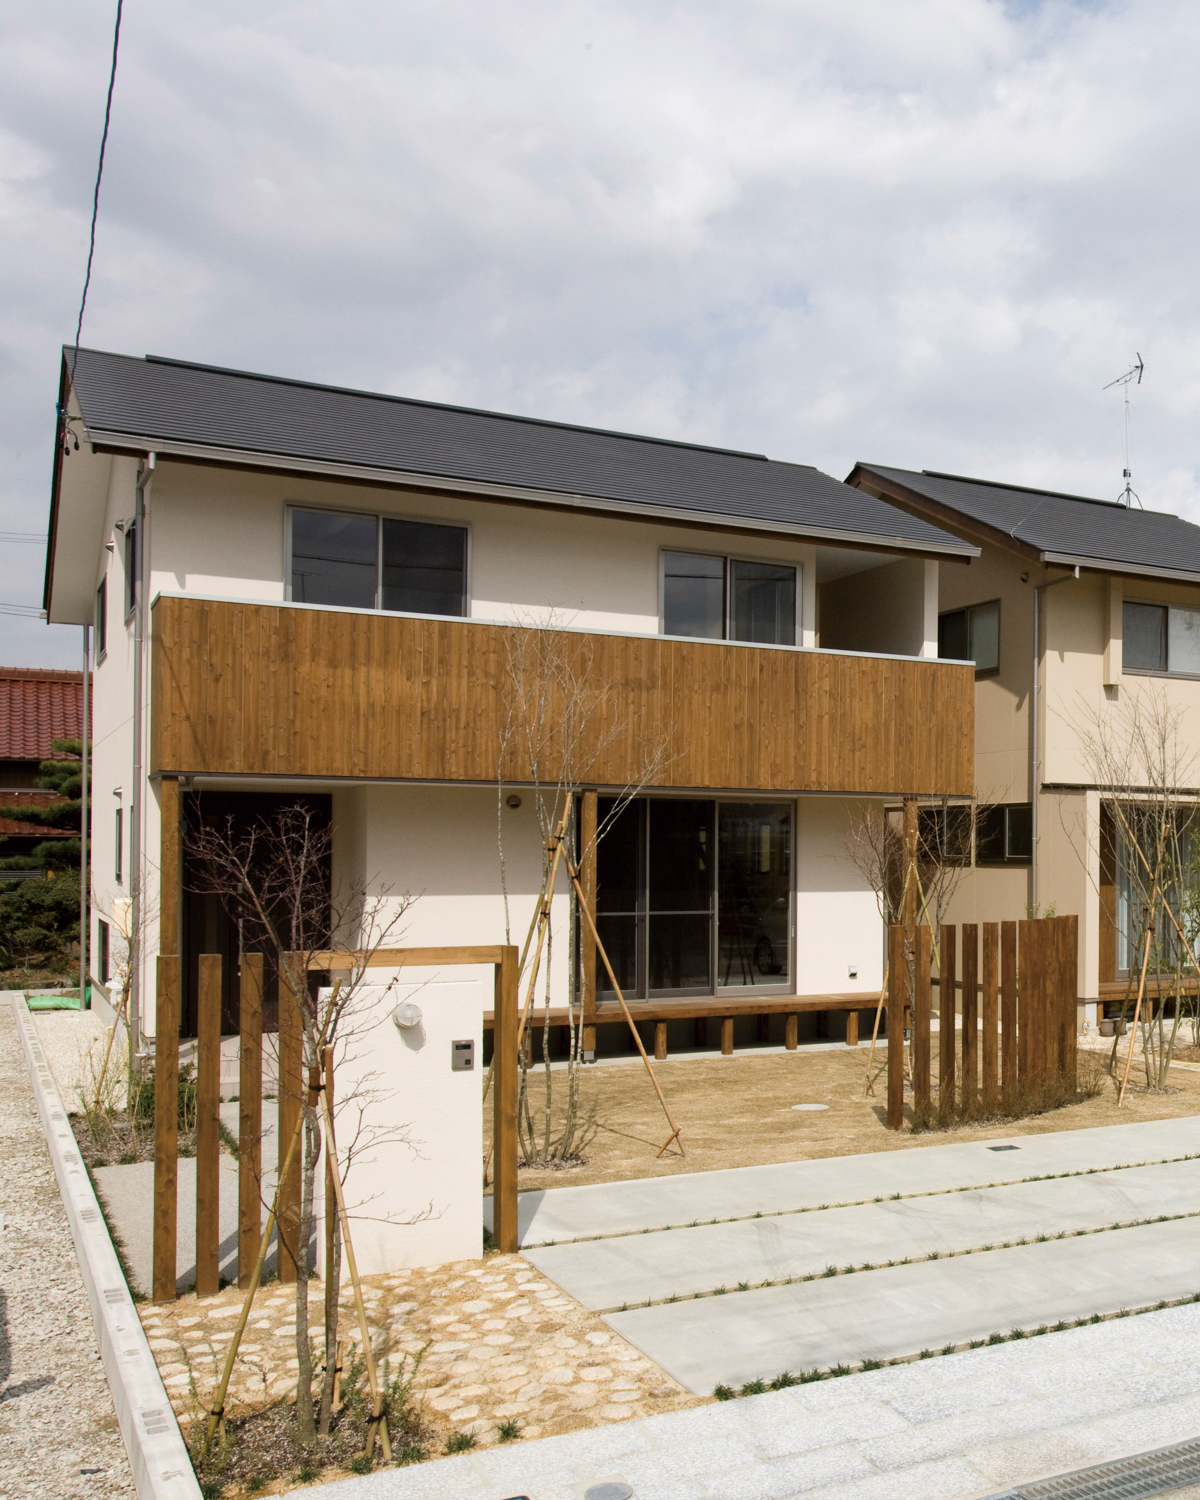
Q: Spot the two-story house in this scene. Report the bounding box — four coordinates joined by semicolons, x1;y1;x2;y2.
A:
849;464;1200;1032
46;348;977;1058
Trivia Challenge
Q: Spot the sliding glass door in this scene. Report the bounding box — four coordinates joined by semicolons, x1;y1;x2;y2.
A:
594;797;792;999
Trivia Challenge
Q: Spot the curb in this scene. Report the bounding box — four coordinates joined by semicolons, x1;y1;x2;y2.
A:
10;995;202;1500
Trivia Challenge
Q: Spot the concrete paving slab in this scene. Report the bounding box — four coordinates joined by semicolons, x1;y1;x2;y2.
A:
604;1217;1200;1393
92;1102;281;1296
304;1303;1200;1500
524;1157;1200;1310
490;1116;1200;1246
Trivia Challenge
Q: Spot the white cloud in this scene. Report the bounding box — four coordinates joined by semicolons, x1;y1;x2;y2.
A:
2;0;1199;665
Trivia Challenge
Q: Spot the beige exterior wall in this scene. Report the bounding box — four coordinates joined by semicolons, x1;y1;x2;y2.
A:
817;558;938;659
144;461;828;644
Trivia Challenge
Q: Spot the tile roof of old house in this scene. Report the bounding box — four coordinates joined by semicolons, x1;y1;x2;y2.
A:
0;668;85;762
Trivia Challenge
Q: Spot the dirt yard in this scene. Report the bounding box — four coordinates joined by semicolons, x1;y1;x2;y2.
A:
492;1041;1200;1195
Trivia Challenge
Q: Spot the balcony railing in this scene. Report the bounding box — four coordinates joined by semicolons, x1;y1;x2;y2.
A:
150;593;973;795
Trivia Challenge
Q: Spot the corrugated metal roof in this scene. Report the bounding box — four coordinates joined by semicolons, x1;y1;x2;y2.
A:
63;348;975;556
855;465;1200;581
0;669;84;762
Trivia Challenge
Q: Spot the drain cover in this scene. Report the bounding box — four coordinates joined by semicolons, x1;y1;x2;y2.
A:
988;1144;1020;1151
987;1434;1200;1498
584;1485;634;1500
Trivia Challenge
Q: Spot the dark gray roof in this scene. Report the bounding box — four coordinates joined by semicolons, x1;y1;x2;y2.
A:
62;348;974;555
854;464;1200;583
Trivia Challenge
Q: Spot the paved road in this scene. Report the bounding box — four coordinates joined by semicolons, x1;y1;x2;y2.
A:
0;1002;135;1499
306;1301;1200;1500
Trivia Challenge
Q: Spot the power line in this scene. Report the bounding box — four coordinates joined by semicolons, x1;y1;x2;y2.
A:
69;0;124;389
0;603;44;618
0;532;47;544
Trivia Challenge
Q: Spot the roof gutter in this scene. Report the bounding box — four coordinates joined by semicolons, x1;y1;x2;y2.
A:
80;429;981;562
1038;551;1200;587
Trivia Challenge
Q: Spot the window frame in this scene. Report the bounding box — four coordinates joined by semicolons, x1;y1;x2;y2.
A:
97;918;110;985
593;793;796;1001
975;802;1033;867
937;598;1001;677
1123;599;1200;680
114;806;123;884
95;576;107;663
658;547;802;647
123;520;138;622
284;503;472;617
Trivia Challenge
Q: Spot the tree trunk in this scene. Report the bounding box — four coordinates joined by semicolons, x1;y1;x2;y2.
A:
295;1105;319;1443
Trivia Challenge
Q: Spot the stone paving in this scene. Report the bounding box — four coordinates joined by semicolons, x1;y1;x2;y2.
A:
305;1299;1200;1500
139;1251;701;1457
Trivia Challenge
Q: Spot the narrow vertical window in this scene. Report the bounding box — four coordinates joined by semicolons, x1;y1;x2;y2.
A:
95;578;107;661
115;807;123;884
124;521;138;619
98;919;110;985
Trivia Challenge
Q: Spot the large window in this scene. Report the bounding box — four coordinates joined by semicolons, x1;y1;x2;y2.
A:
662;552;797;646
290;508;467;615
938;600;1000;674
1124;601;1200;676
594;797;792;998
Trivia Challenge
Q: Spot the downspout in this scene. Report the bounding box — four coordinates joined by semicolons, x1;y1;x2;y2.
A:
80;624;90;1003
129;452;155;1050
1031;566;1079;912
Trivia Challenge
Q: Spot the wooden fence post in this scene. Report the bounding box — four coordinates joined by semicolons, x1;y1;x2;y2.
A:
981;924;999;1112
153;954;181;1304
1057;915;1079;1081
277;956;304;1283
886;925;905;1130
238;952;263;1288
912;925;931;1115
938;924;956;1116
493;945;520;1252
961;924;978;1107
196;953;222;1297
1000;921;1018;1096
1018;920;1041;1080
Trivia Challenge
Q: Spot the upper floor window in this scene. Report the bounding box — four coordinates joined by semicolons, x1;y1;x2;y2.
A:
289;507;467;616
123;520;138;619
938;600;999;675
1124;601;1200;676
662;551;797;646
95;577;107;662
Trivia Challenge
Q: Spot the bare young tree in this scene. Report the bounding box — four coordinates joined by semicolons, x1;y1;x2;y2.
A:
496;613;671;1166
1072;686;1200;1088
188;803;417;1443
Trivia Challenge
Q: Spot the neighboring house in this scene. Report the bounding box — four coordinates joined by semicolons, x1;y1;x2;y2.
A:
46;347;976;1051
0;667;84;874
848;464;1200;1030
0;667;84;788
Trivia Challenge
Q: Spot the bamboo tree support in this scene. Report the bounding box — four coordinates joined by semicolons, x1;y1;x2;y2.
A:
561;843;684;1158
863;966;889;1098
204;1051;313;1450
1119;901;1158;1108
317;1060;393;1462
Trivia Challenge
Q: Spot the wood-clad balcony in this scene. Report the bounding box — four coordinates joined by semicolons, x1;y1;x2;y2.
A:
150;593;973;794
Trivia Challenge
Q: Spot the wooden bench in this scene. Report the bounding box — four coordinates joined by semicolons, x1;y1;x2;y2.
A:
484;993;877;1058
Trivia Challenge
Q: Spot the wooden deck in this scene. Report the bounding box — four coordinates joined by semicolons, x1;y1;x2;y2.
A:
484;992;879;1058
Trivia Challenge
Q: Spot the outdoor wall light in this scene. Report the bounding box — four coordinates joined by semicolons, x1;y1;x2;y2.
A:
506;794;522;809
392;1001;423;1030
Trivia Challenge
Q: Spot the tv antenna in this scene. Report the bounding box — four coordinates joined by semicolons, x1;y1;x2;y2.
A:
1103;354;1144;508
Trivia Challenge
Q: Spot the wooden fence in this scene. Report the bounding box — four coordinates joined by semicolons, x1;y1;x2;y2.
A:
886;915;1078;1131
152;945;518;1304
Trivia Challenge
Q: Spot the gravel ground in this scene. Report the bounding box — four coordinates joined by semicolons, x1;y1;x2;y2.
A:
0;1001;135;1500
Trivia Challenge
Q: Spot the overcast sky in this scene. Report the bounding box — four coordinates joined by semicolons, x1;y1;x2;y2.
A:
1;0;1196;666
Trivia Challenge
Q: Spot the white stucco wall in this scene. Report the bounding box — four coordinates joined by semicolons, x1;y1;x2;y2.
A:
314;977;485;1272
794;798;886;996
